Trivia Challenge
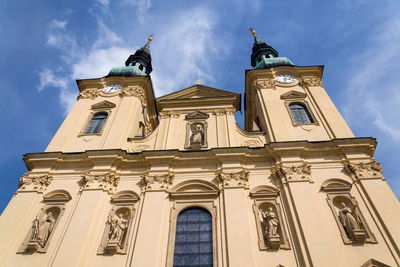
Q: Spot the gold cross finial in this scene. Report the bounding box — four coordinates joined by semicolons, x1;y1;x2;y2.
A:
250;27;256;37
194;79;203;85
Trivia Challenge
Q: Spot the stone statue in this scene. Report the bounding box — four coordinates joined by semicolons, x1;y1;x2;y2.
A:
260;207;280;238
31;211;56;247
338;202;359;237
190;123;204;145
108;212;129;245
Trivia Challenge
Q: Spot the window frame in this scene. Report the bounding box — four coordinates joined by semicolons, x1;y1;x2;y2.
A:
79;110;111;136
285;100;318;126
166;200;218;267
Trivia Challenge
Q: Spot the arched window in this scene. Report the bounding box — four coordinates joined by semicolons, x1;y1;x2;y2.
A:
289;103;314;124
173;208;213;267
85;112;108;134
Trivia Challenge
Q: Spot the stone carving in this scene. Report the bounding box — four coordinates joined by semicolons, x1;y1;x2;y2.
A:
120;86;147;107
338;202;366;243
133;145;151;152
216;170;249;189
242;140;262;147
344;161;383;180
80;173;120;193
260;207;280;249
213;108;236;116
272;163;312;183
159;111;180;118
141;173;174;191
77;89;99;99
302;78;323;87
30;211;56;248
254;79;275;90
18;174;53;193
190;122;205;148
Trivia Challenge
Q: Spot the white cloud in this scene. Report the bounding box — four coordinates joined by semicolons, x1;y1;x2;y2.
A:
151;7;227;96
49;19;67;29
123;0;151;24
38;68;68;92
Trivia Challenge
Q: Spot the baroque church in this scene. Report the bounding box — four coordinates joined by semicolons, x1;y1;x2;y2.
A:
0;29;399;267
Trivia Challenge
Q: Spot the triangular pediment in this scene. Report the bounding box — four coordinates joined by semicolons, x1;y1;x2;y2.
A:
280;90;307;100
185;111;210;120
157;84;239;101
91;100;116;110
361;259;391;267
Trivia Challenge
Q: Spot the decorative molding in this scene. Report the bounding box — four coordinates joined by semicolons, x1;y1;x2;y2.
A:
18;174;53;193
254;79;275;90
271;163;313;183
80;173;120;194
159;111;180;119
185;111;209;120
213;108;236;116
361;259;391;267
280;90;307;100
120;86;147;107
344;161;384;181
77;89;99;99
91;100;116;110
301;78;323;87
215;169;249;189
133;145;151;152
141;173;174;191
242;140;262;147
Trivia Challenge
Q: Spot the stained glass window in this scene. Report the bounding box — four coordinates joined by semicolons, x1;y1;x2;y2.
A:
289;103;314;124
173;208;213;267
85;112;107;134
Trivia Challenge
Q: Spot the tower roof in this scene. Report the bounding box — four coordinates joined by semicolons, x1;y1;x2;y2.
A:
250;28;294;69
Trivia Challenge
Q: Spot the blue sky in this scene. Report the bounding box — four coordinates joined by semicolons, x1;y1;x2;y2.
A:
1;0;399;212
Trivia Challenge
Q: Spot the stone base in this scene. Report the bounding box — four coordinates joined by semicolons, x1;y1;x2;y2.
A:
105;241;120;254
25;240;45;253
268;235;281;249
352;229;367;244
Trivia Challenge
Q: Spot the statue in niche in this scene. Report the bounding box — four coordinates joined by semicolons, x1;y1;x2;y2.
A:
338;202;360;237
190;123;204;146
30;211;56;247
260;206;281;249
108;211;129;245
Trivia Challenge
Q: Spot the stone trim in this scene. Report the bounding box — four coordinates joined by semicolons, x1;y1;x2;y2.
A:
215;169;249;189
80;173;120;194
18;174;53;193
140;173;174;192
344;161;384;181
271;163;313;183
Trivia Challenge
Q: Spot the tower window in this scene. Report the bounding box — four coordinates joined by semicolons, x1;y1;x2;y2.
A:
173;208;213;267
85;112;108;134
289;103;314;125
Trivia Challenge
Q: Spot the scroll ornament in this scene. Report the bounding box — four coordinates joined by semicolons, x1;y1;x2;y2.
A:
253;79;275;90
301;78;323;87
121;86;147;107
77;89;99;99
141;174;174;191
18;174;53;193
80;173;120;193
272;163;312;183
344;161;383;180
215;170;249;189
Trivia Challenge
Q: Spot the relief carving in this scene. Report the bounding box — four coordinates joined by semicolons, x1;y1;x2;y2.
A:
77;88;99;99
271;163;312;183
133;145;150;152
141;173;174;191
216;170;249;189
254;79;275;90
338;202;366;243
344;161;383;180
120;86;147;107
159;111;180;118
242;140;262;147
80;173;120;193
18;174;53;193
302;78;323;87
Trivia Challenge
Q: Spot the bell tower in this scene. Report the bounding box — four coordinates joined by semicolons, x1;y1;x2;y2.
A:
45;36;158;153
245;28;354;142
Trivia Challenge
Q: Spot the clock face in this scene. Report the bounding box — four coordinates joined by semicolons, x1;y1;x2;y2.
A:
102;84;123;94
275;74;297;83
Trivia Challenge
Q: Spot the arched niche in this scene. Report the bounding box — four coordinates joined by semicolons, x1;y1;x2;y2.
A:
169;179;219;199
249;185;290;250
97;190;140;255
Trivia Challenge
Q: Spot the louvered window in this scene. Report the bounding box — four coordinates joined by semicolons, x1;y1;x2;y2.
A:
289;103;314;124
85;112;107;134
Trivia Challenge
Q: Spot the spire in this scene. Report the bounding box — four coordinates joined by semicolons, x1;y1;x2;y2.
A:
249;27;293;69
107;35;154;77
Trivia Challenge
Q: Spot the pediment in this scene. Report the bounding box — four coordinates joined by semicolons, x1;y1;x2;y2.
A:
91;100;116;110
157;85;239;101
280;90;307;100
361;259;391;267
250;185;279;197
321;178;352;192
185;111;210;120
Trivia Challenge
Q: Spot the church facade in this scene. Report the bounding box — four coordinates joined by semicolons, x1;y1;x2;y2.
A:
0;31;399;267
